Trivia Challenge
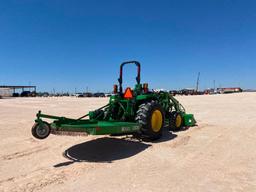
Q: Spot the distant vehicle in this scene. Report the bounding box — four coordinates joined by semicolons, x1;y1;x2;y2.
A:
43;92;50;97
196;91;204;95
74;93;84;97
61;93;69;96
105;93;115;97
20;91;37;97
169;90;178;96
83;92;93;97
30;91;36;97
153;88;168;92
217;87;242;94
12;93;19;97
180;89;196;95
93;92;105;97
20;91;31;97
204;88;215;95
37;92;49;97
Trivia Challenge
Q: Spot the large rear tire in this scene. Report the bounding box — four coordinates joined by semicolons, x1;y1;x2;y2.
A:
135;101;165;141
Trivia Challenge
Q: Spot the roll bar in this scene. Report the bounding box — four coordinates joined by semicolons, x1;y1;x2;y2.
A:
118;61;141;93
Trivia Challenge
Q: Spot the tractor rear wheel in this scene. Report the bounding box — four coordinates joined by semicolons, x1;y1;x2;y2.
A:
169;112;183;131
135;101;165;141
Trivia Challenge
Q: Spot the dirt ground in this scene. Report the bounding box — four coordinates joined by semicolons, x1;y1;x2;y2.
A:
0;93;256;192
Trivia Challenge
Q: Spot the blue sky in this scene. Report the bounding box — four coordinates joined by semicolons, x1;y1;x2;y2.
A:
0;0;256;92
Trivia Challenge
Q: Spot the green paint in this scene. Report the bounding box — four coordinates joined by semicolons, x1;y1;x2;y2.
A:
33;61;196;139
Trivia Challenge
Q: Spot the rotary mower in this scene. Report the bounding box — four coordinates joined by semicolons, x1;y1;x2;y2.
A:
32;61;196;141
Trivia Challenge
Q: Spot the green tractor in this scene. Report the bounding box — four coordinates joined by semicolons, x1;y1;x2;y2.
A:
32;61;196;141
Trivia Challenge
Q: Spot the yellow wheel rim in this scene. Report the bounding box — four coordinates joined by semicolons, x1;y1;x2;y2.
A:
151;110;163;132
176;114;182;127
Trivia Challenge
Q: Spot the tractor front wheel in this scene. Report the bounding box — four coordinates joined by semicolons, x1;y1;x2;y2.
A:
135;101;165;141
31;122;51;139
169;112;183;131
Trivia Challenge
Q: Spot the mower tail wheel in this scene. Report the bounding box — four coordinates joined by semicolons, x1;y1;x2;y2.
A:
31;122;51;139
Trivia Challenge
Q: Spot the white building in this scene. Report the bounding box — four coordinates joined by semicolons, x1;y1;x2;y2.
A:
0;88;12;97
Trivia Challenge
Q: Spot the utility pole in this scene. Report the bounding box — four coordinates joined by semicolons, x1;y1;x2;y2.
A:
196;72;200;92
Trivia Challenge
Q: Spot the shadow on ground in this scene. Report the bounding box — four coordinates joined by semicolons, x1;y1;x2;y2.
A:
153;129;177;143
54;137;150;167
54;130;177;167
171;124;199;133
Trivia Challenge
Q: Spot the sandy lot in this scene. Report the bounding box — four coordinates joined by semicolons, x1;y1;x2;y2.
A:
0;93;256;192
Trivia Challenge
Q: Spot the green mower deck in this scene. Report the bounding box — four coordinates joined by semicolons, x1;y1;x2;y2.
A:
35;111;141;136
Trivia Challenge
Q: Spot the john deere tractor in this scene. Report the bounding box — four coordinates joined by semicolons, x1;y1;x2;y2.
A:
32;61;196;141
